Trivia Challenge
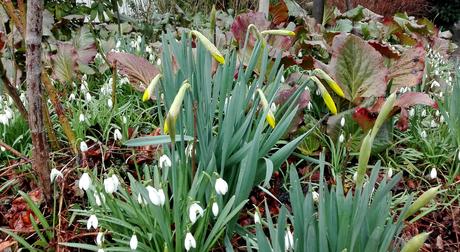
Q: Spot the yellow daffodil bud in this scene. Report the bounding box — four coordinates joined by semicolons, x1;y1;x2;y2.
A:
164;80;191;142
313;69;345;98
371;92;396;139
311;76;338;114
404;186;440;220
256;88;276;128
260;30;296;36
401;232;430;252
142;74;162;102
190;30;225;64
356;131;373;187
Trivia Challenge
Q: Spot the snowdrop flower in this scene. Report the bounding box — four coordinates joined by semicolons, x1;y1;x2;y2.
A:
420;130;427;139
440;115;445;123
156;58;161;65
159;155;172;168
435;110;440;117
185;144;194;158
113;129;122;141
50;168;63;182
430;168;437;179
79;113;86;122
353;171;358;182
85;92;92;102
387;168;393;178
69;93;76;101
78;173;91;191
254;211;261;224
80;141;88;152
122;116;127;124
431;80;440;88
146;186;165;206
340;117;345;127
130;234;138;250
96;232;104;245
307;101;312;110
137;193;147;205
212;202;219;217
0;146;5;152
284;229;294;251
215;178;228;195
98;249;104;252
312;191;319;203
338;134;345;143
409;108;415;117
184;232;196;251
5;108;12;119
87;214;98;230
104;176;118;194
189;203;204;224
115;40;121;49
0;114;9;125
439;92;443;98
94;192;103;206
270;102;277;113
430;120;438;128
281;75;285;83
297;50;303;58
421;109;427;117
107;98;113;109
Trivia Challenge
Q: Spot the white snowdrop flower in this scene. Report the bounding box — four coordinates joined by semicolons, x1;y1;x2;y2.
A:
421;109;427;117
215;178;228;195
0;146;5;152
136;36;142;44
338;134;345;143
149;54;155;62
189;203;204;224
434;70;439;76
79;113;86;122
85;92;92;102
107;98;113;109
20;93;27;104
435;110;440;117
212;202;219;217
439;92;443;98
137;193;148;205
315;88;321;96
115;40;121;49
430;168;437;179
284;229;294;251
78;173;91;191
440;115;445;123
130;40;136;48
87;214;98;230
281;75;285;83
146;46;153;54
340;117;345;127
159;155;172;168
185;144;194;158
270;103;277;113
353;171;358;182
254;211;261;224
80;141;89;152
69;93;76;101
98;249;104;252
297;51;303;58
113;128;122;141
156;58;161;65
430;120;438;128
312;191;319;203
130;234;138;250
420;130;427;139
184;232;196;251
94;192;102;206
50;168;63;182
387;168;393;178
122;116;127;124
104;176;118;194
146;186;165;206
431;80;440;88
81;81;88;92
96;232;104;246
5;108;13;119
0;114;9;125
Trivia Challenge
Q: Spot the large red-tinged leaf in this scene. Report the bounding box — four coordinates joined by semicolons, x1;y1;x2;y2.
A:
328;33;387;101
230;11;271;48
388;44;425;92
73;26;97;65
396;108;410;131
269;0;289;25
352;107;377;131
0;31;5;52
51;43;79;83
394;92;437;109
107;52;160;91
368;40;400;59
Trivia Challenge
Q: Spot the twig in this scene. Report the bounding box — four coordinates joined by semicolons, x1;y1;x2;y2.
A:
0;139;31;162
0;61;29;121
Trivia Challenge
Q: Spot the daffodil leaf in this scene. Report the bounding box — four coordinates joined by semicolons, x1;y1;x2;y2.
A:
124;135;193;147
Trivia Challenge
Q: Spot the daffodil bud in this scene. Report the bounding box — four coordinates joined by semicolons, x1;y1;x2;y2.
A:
404;186;440;219
260;29;296;36
311;76;338;114
164;80;191;142
143;74;162;102
313;69;345;98
190;30;225;64
356;131;373;187
400;232;430;252
256;89;276;128
248;24;266;48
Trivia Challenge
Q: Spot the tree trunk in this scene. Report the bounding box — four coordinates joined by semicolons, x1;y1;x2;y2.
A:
26;0;51;203
313;0;325;24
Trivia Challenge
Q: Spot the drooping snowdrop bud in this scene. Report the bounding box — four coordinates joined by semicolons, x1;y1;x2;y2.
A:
137;193;147;205
87;214;98;230
80;141;88;152
159;155;172;168
122;116;127;124
50;168;63;182
113;129;122;141
312;191;319;203
189;203;204;224
212;202;219;217
94;192;103;206
387;168;393;178
104;176;118;194
421;109;427;117
430;120;438;128
340;117;345;127
78;173;91;191
215;178;228;195
130;234;138;250
146;186;165;206
307;101;312;110
96;232;104;246
156;58;161;66
353;171;358;182
69;93;76;101
79;113;86;122
435;110;440;117
107;98;113;109
338;134;345;143
254;211;261;224
284;229;294;251
184;232;196;251
420;130;427;139
440;115;445;123
85;92;92;102
431;80;440;88
409;108;415;117
429;168;437;179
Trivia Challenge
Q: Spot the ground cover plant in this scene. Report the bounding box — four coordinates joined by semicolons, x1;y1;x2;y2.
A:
0;0;459;251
